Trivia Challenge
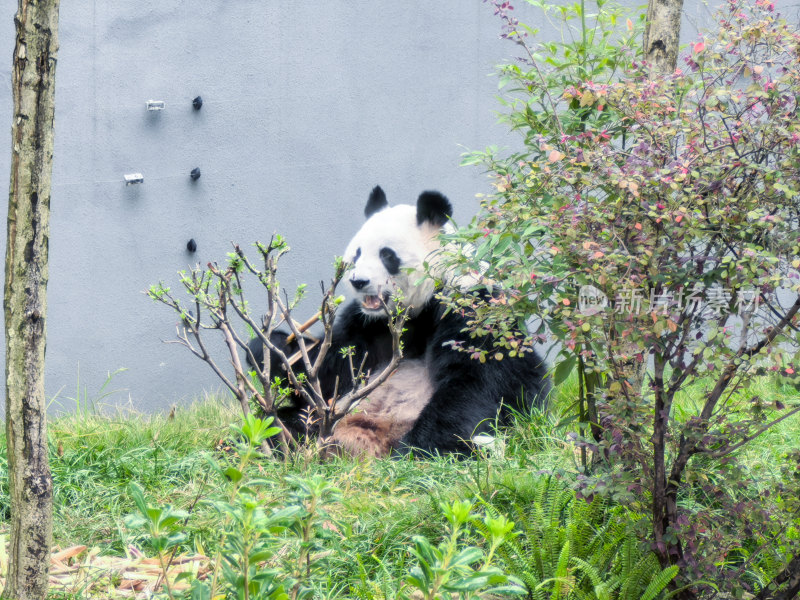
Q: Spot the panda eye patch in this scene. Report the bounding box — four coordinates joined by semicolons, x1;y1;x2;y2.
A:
352;247;361;263
379;247;401;275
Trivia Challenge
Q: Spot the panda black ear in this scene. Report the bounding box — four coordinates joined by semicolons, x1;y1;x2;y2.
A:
416;191;452;227
365;185;389;218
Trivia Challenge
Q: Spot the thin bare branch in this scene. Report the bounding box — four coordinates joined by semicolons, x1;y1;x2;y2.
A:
703;404;800;460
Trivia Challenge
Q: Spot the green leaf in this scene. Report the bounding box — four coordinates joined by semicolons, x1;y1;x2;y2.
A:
248;550;274;565
224;467;244;483
127;482;150;518
640;565;678;600
553;355;577;386
450;546;483;568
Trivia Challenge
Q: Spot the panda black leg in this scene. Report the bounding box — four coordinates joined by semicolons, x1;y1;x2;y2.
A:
396;343;551;456
397;378;498;456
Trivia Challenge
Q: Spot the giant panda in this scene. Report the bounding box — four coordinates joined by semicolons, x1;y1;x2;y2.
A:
249;186;550;456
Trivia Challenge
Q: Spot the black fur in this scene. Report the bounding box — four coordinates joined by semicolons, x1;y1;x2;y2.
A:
379;247;401;275
247;296;550;455
365;185;388;218
416;191;452;227
248;331;321;437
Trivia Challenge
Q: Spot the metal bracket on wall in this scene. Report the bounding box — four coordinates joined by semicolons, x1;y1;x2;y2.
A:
124;173;144;185
146;100;165;111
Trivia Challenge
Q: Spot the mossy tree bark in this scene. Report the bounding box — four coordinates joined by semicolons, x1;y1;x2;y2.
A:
643;0;685;75
3;1;60;599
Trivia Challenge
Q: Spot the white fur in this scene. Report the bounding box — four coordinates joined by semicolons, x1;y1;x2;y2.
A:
330;359;433;457
343;204;441;316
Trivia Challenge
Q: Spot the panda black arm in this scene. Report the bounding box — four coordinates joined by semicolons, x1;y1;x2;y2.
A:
245;301;395;436
315;300;396;398
244;301;383;395
245;330;322;437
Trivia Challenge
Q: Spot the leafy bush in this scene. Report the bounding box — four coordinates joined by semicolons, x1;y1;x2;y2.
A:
447;0;800;594
403;499;525;599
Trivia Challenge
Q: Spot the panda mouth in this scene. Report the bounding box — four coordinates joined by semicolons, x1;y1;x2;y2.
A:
361;295;384;311
360;289;393;312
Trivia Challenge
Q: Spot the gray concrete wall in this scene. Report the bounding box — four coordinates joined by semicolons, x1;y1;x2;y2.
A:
0;1;709;415
0;1;528;413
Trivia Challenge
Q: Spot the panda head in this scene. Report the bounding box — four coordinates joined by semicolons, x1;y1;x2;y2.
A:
343;186;453;317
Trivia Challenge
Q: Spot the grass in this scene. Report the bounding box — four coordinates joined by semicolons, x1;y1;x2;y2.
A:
45;398;234;551
0;374;799;598
33;386;574;555
0;387;576;599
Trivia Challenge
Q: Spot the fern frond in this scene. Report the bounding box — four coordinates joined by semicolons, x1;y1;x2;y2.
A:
619;553;662;600
639;565;679;600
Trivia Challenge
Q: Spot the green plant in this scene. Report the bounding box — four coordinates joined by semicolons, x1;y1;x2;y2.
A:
279;475;342;600
124;413;349;600
149;238;407;457
447;0;800;593
483;475;677;599
125;483;190;600
403;498;525;600
187;413;297;600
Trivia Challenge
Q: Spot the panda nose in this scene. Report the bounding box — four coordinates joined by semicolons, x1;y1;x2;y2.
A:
350;278;369;291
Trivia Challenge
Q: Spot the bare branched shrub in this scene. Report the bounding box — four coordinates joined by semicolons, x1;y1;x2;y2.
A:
148;237;406;455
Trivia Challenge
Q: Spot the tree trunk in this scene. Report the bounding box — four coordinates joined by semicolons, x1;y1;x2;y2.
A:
3;1;60;599
643;0;685;75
